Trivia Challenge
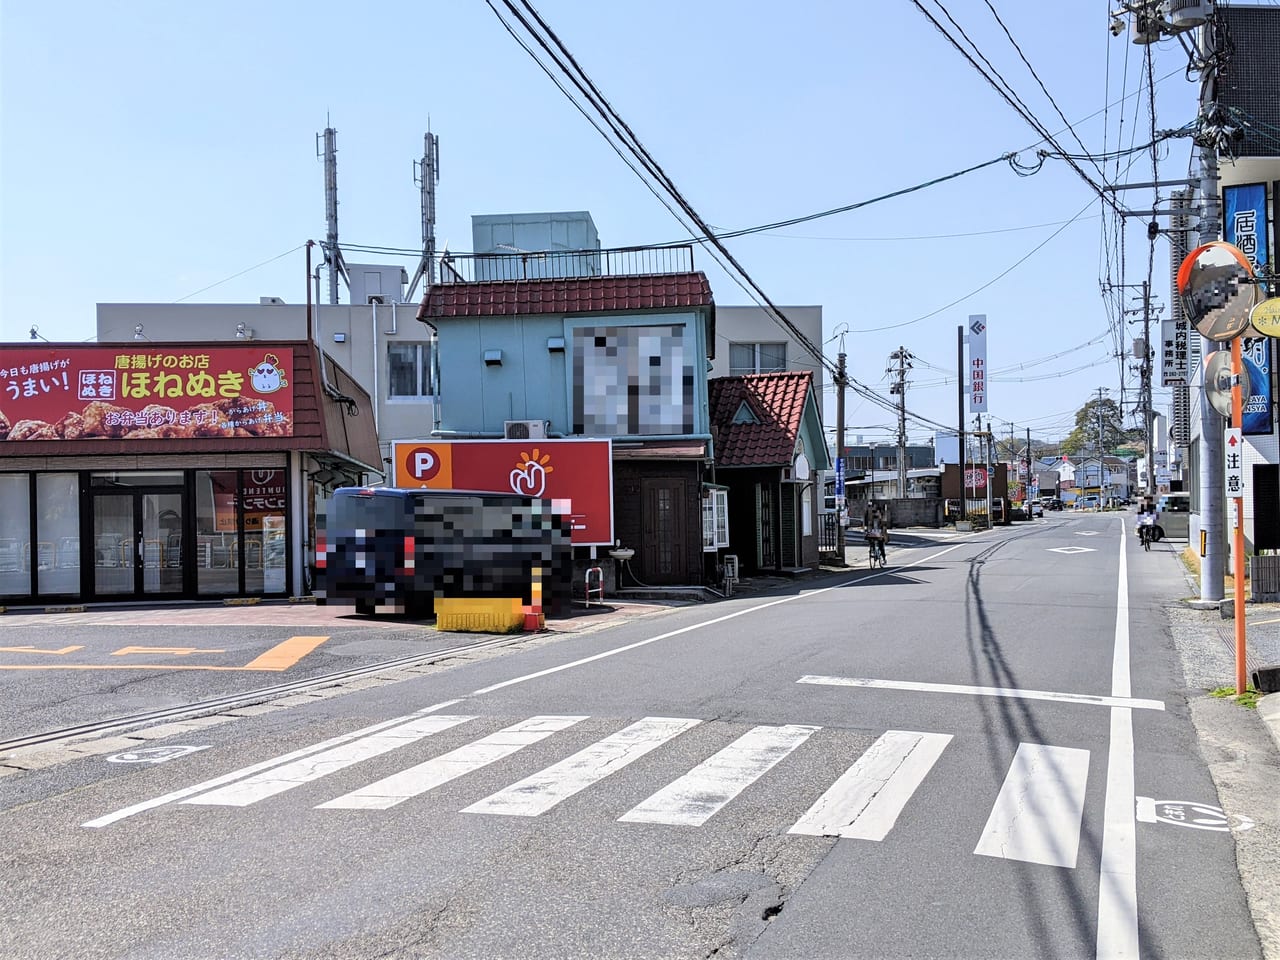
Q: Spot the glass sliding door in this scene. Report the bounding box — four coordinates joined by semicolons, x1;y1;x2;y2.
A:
92;489;185;599
142;492;183;595
94;494;134;596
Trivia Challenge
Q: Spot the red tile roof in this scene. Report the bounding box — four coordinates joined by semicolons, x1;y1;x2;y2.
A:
709;371;814;467
419;272;713;318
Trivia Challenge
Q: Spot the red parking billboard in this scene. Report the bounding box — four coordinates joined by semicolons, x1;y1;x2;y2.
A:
392;439;613;546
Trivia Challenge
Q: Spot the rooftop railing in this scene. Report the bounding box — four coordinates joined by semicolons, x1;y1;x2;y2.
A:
435;244;695;283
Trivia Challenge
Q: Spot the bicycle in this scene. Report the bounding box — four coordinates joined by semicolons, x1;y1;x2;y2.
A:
1138;516;1154;552
867;535;887;569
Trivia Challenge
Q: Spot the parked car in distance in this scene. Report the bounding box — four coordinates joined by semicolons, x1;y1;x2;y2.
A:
1039;496;1063;512
1030;500;1044;518
1078;495;1102;510
1152;492;1191;541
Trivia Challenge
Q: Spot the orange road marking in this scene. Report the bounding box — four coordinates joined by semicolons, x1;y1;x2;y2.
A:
111;646;227;657
0;636;329;672
240;635;329;671
0;645;85;655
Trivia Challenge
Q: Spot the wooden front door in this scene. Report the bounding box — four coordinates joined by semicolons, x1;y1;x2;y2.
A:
641;478;688;584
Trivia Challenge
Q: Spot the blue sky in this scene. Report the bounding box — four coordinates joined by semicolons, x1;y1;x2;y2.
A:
1;1;1208;444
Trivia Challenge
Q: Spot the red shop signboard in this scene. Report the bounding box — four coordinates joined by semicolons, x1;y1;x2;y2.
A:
0;344;294;441
391;438;614;546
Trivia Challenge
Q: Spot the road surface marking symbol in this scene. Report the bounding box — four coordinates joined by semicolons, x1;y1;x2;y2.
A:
318;716;588;810
1135;797;1255;833
974;744;1090;867
181;715;476;807
111;646;227;657
620;724;819;827
462;717;702;818
796;676;1165;712
789;730;952;840
83;699;465;828
241;635;329;671
1049;546;1095;554
0;645;84;655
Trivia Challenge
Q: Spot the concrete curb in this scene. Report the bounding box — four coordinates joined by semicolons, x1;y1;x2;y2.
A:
1258;694;1280;754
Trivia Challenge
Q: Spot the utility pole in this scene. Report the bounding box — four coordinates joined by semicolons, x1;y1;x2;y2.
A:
1027;427;1033;499
957;326;966;522
1140;280;1156;495
1196;10;1226;604
985;417;993;525
889;347;912;498
835;346;849;566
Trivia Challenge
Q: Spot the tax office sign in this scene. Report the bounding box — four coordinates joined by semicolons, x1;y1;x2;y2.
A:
391;438;614;546
0;345;293;441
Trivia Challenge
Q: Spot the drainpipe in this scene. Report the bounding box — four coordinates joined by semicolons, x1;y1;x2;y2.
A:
370;302;380;434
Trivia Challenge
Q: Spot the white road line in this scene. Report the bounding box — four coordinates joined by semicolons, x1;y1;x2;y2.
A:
462;717;701;817
182;715;475;807
619;724;818;826
317;715;587;811
796;675;1164;712
1097;521;1139;959
468;545;964;697
788;730;952;840
974;743;1090;868
82;699;465;828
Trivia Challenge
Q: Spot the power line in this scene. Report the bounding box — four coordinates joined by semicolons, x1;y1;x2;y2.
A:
173;245;304;302
490;0;834;378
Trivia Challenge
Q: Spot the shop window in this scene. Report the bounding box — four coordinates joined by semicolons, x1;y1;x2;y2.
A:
36;473;78;596
194;468;287;597
0;475;31;598
388;342;435;399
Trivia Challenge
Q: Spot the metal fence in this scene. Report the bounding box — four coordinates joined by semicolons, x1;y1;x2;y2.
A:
436;244;695;283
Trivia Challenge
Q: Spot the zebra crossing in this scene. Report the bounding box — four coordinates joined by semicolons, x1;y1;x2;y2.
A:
88;714;1095;868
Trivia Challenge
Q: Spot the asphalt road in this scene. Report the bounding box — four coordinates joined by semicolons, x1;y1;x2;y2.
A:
0;514;1267;959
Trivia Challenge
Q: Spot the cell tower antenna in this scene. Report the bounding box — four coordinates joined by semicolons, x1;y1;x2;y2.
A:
407;129;442;301
316;124;345;304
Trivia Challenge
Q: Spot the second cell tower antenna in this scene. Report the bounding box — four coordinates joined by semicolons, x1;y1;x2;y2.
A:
407;128;441;301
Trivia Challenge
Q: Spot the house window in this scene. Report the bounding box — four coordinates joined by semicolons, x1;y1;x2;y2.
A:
703;488;730;551
729;342;786;375
388;342;435;399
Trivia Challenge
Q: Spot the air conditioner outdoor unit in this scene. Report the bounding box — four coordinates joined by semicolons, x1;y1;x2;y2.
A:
504;419;548;440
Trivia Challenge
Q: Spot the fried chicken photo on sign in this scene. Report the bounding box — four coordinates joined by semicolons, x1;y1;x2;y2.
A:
56;411;87;439
137;403;179;428
182;402;232;437
79;401;135;439
122;425;189;440
0;408;9;440
8;419;59;441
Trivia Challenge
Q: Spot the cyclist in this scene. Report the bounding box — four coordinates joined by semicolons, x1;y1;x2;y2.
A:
864;500;890;567
1136;496;1157;550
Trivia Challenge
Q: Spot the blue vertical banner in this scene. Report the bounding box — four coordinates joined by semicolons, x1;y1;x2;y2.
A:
1225;183;1272;435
